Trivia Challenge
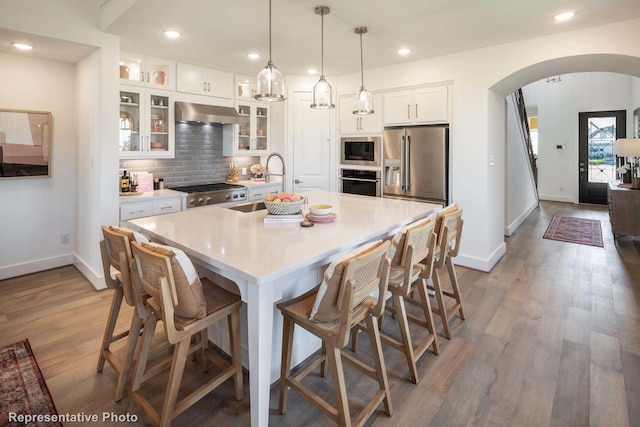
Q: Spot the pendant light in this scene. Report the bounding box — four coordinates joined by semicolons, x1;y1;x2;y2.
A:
352;27;374;115
255;0;286;102
310;6;335;109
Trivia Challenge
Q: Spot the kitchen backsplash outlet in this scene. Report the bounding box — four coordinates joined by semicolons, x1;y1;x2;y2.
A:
119;123;259;188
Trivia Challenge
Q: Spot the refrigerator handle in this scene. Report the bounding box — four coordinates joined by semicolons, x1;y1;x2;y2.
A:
400;135;406;190
405;135;411;191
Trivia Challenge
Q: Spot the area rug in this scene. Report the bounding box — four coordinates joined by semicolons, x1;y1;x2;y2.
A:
0;339;61;426
543;215;604;247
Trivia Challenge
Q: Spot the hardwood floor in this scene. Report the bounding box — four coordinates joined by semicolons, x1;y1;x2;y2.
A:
1;201;639;426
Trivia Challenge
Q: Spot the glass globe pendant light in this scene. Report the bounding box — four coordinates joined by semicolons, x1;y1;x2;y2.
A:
310;6;335;109
255;0;286;102
352;27;374;115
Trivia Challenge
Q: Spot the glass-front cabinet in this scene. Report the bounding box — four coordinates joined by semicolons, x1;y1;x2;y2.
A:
119;87;174;159
119;51;175;90
223;101;269;156
235;74;256;99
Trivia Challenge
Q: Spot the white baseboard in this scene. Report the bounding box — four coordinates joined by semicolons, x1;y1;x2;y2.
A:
455;242;506;272
504;202;538;236
539;194;575;203
73;254;106;291
0;254;74;281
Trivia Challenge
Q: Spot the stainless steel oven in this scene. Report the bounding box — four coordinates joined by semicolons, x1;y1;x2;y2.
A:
340;169;380;197
340;136;381;166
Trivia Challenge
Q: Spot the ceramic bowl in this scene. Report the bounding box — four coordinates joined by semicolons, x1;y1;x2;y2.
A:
150;142;163;149
310;204;332;216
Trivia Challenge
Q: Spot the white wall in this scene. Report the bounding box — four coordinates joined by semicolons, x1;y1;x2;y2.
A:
0;4;120;287
0;53;76;279
505;95;538;235
522;72;636;203
334;19;640;271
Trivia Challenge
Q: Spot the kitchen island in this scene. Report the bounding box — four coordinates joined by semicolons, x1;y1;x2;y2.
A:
128;190;440;426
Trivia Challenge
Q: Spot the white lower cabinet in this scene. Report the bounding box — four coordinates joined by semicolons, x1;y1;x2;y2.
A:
248;184;280;201
120;201;153;221
120;195;184;221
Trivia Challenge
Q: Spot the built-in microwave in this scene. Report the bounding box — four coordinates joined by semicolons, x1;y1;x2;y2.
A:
340;136;381;166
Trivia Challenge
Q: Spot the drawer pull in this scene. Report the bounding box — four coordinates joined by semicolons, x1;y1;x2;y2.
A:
130;210;145;214
160;206;173;210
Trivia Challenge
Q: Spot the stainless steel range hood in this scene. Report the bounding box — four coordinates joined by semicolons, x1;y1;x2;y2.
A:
175;102;242;125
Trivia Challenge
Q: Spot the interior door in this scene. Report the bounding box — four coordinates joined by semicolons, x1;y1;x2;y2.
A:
292;91;331;193
578;110;626;204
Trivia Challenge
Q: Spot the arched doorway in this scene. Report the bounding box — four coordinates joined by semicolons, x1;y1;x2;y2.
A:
489;54;640;235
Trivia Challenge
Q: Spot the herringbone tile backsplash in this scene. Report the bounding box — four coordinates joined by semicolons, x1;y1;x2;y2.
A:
119;123;259;187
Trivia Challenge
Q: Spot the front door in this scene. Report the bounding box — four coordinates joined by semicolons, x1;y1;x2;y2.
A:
578;110;626;204
291;91;331;193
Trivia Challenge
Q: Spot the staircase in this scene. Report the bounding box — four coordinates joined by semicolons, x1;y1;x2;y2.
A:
513;88;539;197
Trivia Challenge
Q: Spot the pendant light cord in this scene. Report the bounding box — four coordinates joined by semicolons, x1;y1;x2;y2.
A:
321;11;324;76
268;0;272;63
359;32;364;87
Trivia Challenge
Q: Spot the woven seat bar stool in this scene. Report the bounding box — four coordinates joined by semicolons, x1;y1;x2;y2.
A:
128;241;243;427
352;218;440;384
277;240;392;427
98;225;155;402
428;205;465;339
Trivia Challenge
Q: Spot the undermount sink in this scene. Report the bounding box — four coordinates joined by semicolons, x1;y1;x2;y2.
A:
227;201;266;213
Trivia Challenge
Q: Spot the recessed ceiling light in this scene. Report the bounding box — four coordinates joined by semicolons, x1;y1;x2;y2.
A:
553;11;575;22
307;69;318;75
247;53;261;60
12;43;33;51
163;30;181;39
398;48;411;55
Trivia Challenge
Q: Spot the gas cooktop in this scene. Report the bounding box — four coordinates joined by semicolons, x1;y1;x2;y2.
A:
170;182;245;193
170;182;247;208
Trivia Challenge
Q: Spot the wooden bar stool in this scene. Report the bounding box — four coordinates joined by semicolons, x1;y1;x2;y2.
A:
428;205;465;339
97;225;152;402
353;218;440;384
128;241;243;427
277;240;392;427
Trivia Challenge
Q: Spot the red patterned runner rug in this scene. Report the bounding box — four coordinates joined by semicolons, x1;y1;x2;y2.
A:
0;339;61;427
543;215;604;247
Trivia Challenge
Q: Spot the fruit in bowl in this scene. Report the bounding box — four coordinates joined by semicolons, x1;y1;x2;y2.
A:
263;193;304;215
310;204;332;216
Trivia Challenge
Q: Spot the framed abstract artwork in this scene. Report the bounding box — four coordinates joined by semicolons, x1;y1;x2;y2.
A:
0;109;52;179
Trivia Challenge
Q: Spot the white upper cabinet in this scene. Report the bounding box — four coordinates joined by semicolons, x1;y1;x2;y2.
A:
235;74;257;99
119;86;175;159
223;101;270;156
176;63;233;99
383;85;449;125
119;51;175;90
339;94;382;135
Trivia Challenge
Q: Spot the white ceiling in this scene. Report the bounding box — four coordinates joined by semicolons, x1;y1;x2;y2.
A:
102;0;640;76
3;0;640;76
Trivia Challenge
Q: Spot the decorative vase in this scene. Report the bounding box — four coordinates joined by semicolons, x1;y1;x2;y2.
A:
622;170;632;183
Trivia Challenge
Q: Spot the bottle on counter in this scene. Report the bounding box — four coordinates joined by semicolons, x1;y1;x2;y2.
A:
120;170;130;193
158;178;164;189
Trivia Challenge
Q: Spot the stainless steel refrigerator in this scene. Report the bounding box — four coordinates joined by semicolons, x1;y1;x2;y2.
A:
382;126;448;205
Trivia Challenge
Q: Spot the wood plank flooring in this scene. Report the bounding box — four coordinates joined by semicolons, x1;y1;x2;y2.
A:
1;201;639;426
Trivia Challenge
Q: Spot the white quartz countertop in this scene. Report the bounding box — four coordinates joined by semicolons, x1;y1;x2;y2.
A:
128;191;440;285
238;179;283;188
119;189;187;203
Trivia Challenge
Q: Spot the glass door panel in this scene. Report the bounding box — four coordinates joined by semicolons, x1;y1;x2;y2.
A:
237;104;251;151
150;94;169;153
119;90;141;153
256;106;268;151
587;116;616;183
